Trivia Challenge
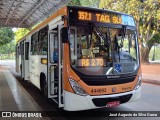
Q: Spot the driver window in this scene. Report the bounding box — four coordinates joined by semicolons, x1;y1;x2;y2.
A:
129;31;137;59
111;28;137;61
53;33;58;63
70;27;77;64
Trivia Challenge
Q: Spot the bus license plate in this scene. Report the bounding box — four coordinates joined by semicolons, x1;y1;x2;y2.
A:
106;101;120;107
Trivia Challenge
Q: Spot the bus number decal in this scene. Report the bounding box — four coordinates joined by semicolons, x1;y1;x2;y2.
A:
91;88;106;93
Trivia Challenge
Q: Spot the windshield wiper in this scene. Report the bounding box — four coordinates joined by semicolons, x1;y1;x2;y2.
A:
120;26;127;48
92;23;110;47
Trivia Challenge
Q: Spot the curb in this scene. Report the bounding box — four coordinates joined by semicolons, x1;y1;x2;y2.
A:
142;79;160;85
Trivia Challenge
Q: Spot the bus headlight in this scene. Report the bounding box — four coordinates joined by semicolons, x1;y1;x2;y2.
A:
69;78;88;96
135;74;142;90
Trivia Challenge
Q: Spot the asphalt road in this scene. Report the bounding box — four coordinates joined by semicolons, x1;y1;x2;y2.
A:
1;60;160;120
13;73;160;120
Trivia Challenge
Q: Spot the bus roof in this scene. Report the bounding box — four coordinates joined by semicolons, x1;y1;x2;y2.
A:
17;5;135;43
17;6;67;43
68;6;133;17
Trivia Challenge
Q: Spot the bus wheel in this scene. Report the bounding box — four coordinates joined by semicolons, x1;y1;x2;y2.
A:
43;82;48;98
40;74;47;97
42;81;52;103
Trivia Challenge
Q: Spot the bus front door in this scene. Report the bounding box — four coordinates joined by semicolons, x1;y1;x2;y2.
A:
47;25;64;108
20;41;25;79
24;41;30;80
20;40;29;81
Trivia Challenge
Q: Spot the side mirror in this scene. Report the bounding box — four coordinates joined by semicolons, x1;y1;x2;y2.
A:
61;27;68;43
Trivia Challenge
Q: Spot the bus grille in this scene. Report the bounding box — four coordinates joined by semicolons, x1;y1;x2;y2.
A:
82;76;136;86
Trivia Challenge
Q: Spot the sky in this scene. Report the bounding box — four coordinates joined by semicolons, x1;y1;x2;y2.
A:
12;28;17;32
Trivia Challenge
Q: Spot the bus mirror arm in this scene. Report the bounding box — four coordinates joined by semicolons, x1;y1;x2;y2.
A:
61;27;68;43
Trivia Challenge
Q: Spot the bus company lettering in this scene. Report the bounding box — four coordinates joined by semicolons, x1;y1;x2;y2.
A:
107;76;120;78
122;86;132;91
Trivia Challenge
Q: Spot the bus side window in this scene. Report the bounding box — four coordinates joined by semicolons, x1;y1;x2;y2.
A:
31;32;38;55
38;26;48;55
53;34;58;63
18;46;21;55
70;27;77;63
25;42;29;60
20;41;24;56
16;45;20;59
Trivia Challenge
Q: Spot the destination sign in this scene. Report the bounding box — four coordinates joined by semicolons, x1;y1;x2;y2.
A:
69;7;135;26
78;11;122;24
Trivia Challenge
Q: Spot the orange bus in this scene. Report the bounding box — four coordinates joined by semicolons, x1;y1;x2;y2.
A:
16;6;142;111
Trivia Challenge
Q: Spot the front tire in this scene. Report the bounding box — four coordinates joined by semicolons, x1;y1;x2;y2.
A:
41;80;53;103
41;77;47;97
43;82;48;98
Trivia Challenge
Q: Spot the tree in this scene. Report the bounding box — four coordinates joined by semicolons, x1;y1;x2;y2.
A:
14;28;30;42
0;40;16;59
80;0;99;7
68;0;81;6
0;27;14;46
99;0;160;63
68;0;98;7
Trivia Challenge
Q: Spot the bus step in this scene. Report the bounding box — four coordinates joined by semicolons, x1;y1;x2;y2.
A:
52;78;58;81
51;81;58;83
52;97;58;104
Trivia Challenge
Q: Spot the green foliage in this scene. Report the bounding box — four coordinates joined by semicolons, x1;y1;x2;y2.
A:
69;0;99;7
68;0;81;6
80;0;98;7
99;0;160;42
0;40;15;54
0;27;14;46
0;40;16;60
148;32;160;45
149;45;160;61
99;0;142;21
99;0;160;63
14;28;30;42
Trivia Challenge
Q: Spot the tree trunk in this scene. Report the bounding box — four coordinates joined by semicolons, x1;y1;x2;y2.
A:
140;46;152;63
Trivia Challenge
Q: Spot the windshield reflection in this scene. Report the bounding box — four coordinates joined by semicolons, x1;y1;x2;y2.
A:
69;24;139;75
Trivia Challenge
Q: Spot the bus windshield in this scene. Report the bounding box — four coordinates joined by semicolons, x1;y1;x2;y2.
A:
69;23;139;75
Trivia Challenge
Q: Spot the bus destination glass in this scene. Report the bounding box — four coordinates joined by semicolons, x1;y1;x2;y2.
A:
68;7;135;26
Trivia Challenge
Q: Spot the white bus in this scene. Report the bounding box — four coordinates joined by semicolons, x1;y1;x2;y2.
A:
16;6;142;111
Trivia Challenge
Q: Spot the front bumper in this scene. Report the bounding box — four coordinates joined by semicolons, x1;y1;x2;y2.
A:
63;87;141;111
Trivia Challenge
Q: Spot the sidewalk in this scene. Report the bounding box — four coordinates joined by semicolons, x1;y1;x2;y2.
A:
0;65;42;111
142;64;160;85
0;64;51;119
142;73;160;84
